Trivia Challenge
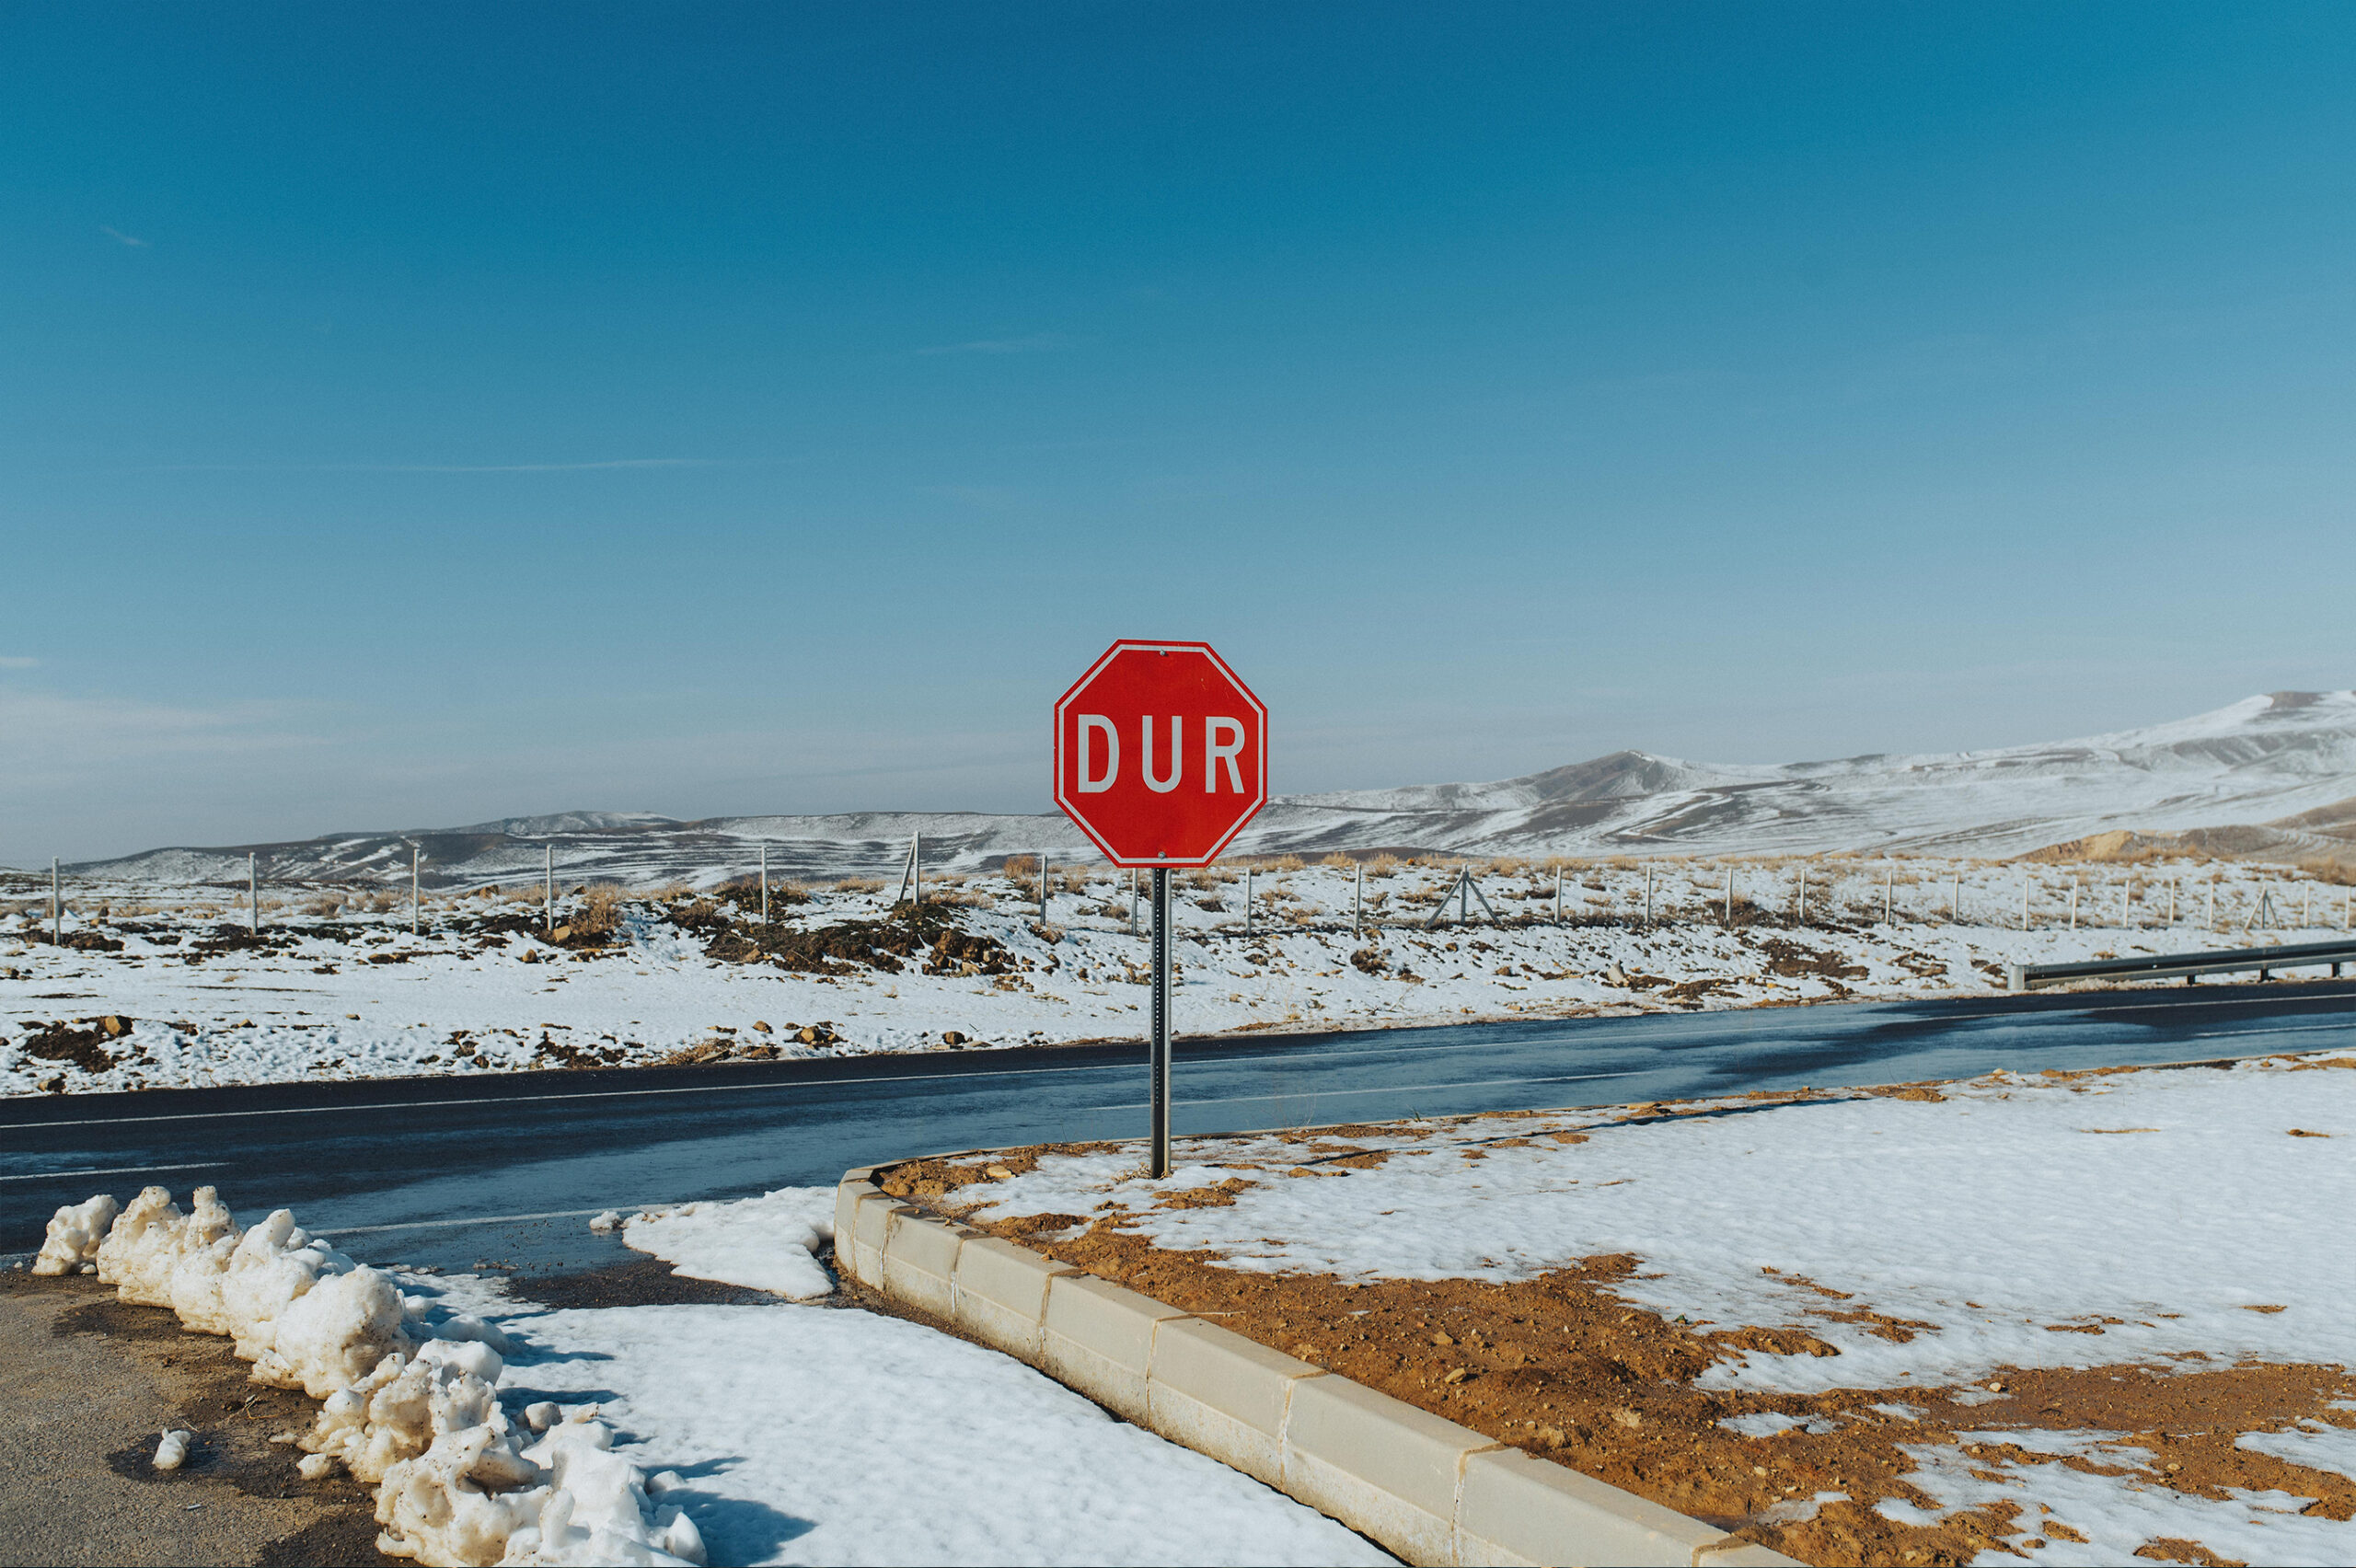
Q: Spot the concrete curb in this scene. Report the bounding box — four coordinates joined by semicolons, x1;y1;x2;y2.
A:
835;1169;1800;1568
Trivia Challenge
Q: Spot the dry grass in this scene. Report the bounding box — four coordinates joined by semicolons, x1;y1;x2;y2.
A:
1366;853;1403;880
834;875;885;894
575;883;625;938
1269;854;1305;872
1320;853;1356;870
1002;856;1037;880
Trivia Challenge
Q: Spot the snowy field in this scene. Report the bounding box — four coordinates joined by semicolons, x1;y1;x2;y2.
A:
6;855;2352;1095
926;1051;2356;1566
22;1182;1389;1567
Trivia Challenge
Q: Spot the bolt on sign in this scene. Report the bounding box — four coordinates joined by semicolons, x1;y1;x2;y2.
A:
1054;640;1268;1175
1054;640;1268;865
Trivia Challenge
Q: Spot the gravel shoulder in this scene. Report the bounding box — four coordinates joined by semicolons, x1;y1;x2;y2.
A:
0;1271;387;1568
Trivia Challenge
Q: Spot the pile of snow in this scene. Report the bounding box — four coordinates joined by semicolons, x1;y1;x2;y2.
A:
31;1193;119;1274
615;1188;837;1299
36;1184;703;1568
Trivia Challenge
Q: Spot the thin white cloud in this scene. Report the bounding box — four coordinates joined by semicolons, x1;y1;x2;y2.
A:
0;687;323;788
917;332;1069;356
100;225;150;248
150;457;733;474
0;656;39;670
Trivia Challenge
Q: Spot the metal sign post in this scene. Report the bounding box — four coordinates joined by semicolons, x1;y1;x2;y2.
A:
1149;867;1172;1176
1052;640;1269;1182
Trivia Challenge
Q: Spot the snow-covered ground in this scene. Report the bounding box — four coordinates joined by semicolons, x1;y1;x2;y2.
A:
938;1052;2356;1566
5;856;2351;1095
45;689;2356;882
26;1182;1392;1566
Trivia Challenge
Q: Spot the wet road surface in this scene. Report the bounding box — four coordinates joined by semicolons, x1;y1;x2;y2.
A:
6;979;2351;1275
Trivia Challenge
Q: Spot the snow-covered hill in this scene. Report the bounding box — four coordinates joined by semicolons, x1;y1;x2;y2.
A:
57;691;2356;888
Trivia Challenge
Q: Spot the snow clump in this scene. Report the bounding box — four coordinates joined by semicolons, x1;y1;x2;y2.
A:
34;1187;703;1568
31;1193;119;1274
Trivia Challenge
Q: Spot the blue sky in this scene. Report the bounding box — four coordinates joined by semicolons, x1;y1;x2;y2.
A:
7;3;2356;863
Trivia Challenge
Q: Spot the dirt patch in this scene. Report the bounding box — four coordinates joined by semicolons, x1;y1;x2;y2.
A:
17;1017;133;1074
700;904;1018;978
889;1148;2356;1566
1755;938;1869;994
9;1273;395;1565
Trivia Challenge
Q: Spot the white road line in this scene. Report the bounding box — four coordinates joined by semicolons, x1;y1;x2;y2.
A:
1;1160;223;1184
311;1206;631;1237
1085;1068;1645;1112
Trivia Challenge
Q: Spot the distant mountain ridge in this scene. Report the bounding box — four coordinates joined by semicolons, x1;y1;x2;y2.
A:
57;690;2356;888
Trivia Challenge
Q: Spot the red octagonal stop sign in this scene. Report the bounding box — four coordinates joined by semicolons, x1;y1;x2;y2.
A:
1054;640;1267;867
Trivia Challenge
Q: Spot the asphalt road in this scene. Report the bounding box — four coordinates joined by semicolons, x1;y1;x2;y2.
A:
6;980;2352;1276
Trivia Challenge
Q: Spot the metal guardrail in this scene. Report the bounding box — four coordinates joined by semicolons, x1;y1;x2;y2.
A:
2006;938;2356;993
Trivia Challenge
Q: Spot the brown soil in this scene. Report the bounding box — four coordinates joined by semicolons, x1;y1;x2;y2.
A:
1754;938;1869;994
884;1077;2356;1567
17;1018;129;1074
693;903;1018;978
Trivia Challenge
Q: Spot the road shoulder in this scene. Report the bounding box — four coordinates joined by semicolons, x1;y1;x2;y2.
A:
0;1270;388;1568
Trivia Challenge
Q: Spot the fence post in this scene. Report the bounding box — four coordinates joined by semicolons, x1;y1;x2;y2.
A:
761;844;769;923
2022;875;2030;931
1242;867;1253;936
1725;866;1734;926
1353;862;1363;938
410;842;421;936
544;845;553;934
912;832;921;909
1128;868;1138;936
1950;872;1959;923
1553;869;1563;925
1797;866;1807;924
1038;851;1048;927
1644;862;1654;925
250;851;260;933
1884;864;1893;923
2207;882;2215;931
2069;881;2078;930
51;857;60;947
